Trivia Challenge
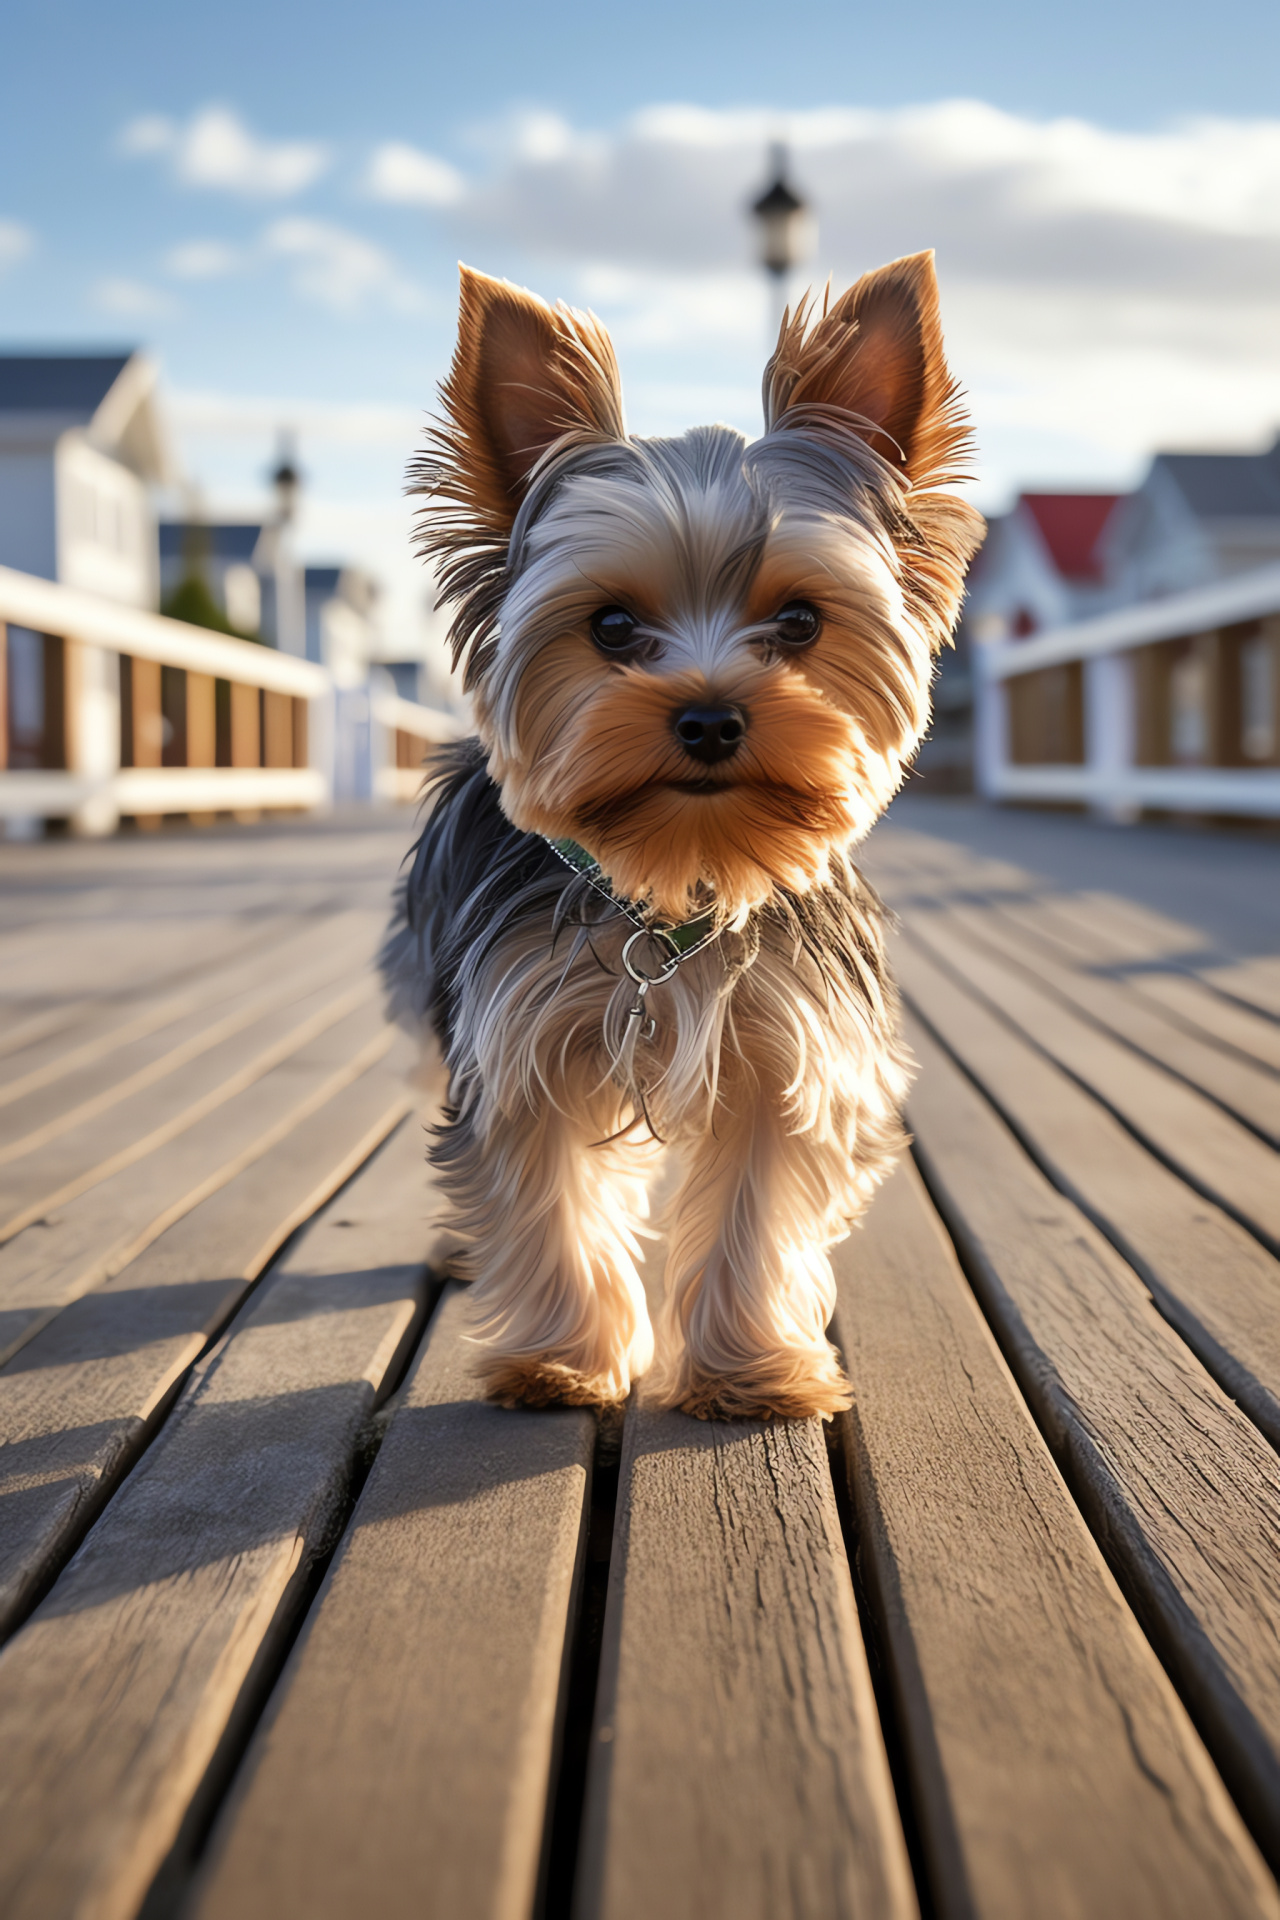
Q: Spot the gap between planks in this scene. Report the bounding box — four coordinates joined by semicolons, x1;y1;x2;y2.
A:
0;1050;416;1640
902;1011;1280;1873
0;1113;444;1920
830;1152;1279;1920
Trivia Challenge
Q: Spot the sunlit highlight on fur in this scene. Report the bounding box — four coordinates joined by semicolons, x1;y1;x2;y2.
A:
387;252;982;1419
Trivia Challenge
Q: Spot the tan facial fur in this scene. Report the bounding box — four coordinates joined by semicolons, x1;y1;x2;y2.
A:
398;255;981;1419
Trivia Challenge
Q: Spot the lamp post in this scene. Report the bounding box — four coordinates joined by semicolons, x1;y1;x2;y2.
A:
751;143;813;343
271;433;300;528
264;429;305;656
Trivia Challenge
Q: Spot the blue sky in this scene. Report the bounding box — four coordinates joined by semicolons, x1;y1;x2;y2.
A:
4;0;1280;656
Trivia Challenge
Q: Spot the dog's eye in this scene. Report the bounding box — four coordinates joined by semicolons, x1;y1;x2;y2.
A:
774;601;822;649
590;606;641;653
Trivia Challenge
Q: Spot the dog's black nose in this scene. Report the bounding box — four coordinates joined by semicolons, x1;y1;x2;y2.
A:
672;704;747;765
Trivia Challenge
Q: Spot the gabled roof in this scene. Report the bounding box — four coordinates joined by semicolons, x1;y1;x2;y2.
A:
1019;493;1121;582
0;350;173;483
1154;444;1280;520
160;522;263;564
0;354;134;415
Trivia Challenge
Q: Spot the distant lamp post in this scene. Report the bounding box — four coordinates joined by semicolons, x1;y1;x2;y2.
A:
271;431;301;527
264;429;305;656
751;144;814;338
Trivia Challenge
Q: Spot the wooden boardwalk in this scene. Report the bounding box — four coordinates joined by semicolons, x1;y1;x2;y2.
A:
0;804;1276;1919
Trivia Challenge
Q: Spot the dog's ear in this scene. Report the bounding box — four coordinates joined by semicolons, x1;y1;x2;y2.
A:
764;251;983;644
436;265;626;532
411;267;627;686
763;251;964;489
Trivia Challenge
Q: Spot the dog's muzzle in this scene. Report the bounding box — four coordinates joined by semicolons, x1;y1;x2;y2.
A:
672;704;747;765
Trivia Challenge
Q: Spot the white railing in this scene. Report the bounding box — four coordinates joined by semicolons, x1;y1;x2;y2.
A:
370;689;465;803
0;564;462;833
974;564;1280;821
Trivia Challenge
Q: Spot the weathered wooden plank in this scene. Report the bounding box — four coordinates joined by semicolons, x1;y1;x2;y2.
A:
0;1000;396;1366
865;826;1280;1070
892;933;1280;1451
0;914;379;1155
906;909;1280;1252
937;899;1280;1144
0;999;103;1062
1197;954;1280;1023
0;973;381;1242
1015;885;1280;1022
0;907;379;1107
191;1280;594;1920
903;1013;1280;1869
576;1399;916;1919
0;1116;439;1920
0;1055;413;1639
0;910;305;1024
940;894;1280;1136
0;911;318;1084
991;893;1280;1075
832;1156;1280;1920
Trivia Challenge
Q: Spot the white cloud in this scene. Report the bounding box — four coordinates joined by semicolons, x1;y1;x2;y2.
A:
365;142;465;208
91;276;178;317
119;105;328;197
0;220;32;270
118;114;176;156
169;390;422;443
381;100;1280;491
166;239;244;279
446;101;1280;289
261;217;422;313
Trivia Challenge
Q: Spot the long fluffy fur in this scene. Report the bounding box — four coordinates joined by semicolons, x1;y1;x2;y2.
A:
385;256;978;1418
384;742;909;1415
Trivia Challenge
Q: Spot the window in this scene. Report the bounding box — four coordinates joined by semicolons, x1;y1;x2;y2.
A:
1169;651;1208;765
1241;634;1275;762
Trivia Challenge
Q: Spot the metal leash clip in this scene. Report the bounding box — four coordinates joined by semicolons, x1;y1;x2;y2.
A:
621;928;682;1043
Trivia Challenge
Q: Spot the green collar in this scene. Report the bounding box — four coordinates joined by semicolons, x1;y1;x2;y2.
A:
543;837;718;958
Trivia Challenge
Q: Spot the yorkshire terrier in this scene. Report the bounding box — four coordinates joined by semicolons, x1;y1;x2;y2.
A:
383;253;981;1419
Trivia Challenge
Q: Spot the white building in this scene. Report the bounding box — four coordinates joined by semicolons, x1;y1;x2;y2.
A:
0;354;171;609
963;493;1123;646
1102;440;1280;604
159;518;309;657
972;561;1280;820
1;354;172;779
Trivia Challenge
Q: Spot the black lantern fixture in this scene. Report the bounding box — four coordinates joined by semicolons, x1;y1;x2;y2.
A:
271;430;301;526
751;143;812;282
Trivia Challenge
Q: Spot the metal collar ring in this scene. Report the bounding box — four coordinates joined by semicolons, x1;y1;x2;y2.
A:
621;928;682;989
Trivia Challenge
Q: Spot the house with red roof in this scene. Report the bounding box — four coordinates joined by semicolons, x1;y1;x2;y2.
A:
1101;438;1280;602
923;439;1280;791
963;492;1123;646
914;490;1122;789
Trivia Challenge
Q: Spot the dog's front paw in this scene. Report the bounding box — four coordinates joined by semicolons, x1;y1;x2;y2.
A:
478;1354;630;1411
659;1346;854;1423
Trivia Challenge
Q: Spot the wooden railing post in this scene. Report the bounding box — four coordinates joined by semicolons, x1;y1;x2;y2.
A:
230;680;261;824
1;564;335;830
291;696;308;771
1084;651;1137;823
186;670;217;827
262;690;293;769
130;653;163;830
972;642;1010;801
65;639;122;837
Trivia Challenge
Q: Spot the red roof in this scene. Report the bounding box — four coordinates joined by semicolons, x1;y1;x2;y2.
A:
1019;493;1121;582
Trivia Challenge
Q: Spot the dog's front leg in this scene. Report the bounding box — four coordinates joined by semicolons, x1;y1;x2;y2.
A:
650;1058;858;1422
436;1072;657;1409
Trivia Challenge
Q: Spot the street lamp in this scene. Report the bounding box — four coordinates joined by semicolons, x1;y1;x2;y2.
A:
751;144;814;338
263;428;304;655
271;430;301;527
